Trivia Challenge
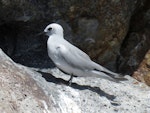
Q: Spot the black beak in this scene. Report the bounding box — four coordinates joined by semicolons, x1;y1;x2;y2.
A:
34;31;45;37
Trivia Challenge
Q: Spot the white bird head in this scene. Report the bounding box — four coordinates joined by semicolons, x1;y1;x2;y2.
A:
44;23;64;37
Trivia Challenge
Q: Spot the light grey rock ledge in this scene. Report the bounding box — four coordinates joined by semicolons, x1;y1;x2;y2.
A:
0;49;150;113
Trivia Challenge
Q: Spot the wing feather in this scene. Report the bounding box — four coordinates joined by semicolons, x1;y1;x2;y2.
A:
56;42;93;70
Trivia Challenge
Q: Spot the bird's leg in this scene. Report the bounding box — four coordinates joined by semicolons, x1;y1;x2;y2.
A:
68;75;73;86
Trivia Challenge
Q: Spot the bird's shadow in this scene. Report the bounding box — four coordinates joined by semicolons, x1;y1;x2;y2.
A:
38;71;119;106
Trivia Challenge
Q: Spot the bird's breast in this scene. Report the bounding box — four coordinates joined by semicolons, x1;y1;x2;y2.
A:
47;39;57;57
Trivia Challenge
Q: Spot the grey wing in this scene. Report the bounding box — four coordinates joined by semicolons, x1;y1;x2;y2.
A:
57;43;94;70
70;43;91;60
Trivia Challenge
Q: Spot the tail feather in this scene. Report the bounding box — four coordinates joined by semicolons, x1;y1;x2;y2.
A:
92;62;128;82
101;70;128;81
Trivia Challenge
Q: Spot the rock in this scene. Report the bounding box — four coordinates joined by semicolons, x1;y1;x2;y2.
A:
0;49;150;113
118;31;150;74
118;0;150;74
133;50;150;86
0;49;59;113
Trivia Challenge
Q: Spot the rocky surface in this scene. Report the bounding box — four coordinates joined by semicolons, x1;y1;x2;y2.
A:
118;0;150;74
0;49;150;113
0;49;58;113
133;50;150;86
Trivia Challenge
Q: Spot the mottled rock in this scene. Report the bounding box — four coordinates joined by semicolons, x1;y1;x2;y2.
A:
0;49;59;113
118;0;150;74
118;30;150;74
1;49;150;113
133;50;150;86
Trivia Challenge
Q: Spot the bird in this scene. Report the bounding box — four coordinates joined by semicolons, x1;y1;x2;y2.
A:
44;23;127;85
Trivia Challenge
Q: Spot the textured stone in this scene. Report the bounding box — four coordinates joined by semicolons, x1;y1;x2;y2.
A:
0;49;58;113
133;50;150;86
1;49;150;113
118;30;150;74
118;0;150;74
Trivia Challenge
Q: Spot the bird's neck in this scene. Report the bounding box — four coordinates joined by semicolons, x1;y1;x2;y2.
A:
53;30;64;37
49;34;64;39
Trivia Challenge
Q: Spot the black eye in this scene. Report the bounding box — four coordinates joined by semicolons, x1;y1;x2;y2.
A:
47;27;52;31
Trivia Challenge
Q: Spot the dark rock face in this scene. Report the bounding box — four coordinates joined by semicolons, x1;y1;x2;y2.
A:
118;0;150;75
0;0;149;80
118;29;150;74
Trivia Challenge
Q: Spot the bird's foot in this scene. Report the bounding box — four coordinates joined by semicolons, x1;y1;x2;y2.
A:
68;75;73;86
